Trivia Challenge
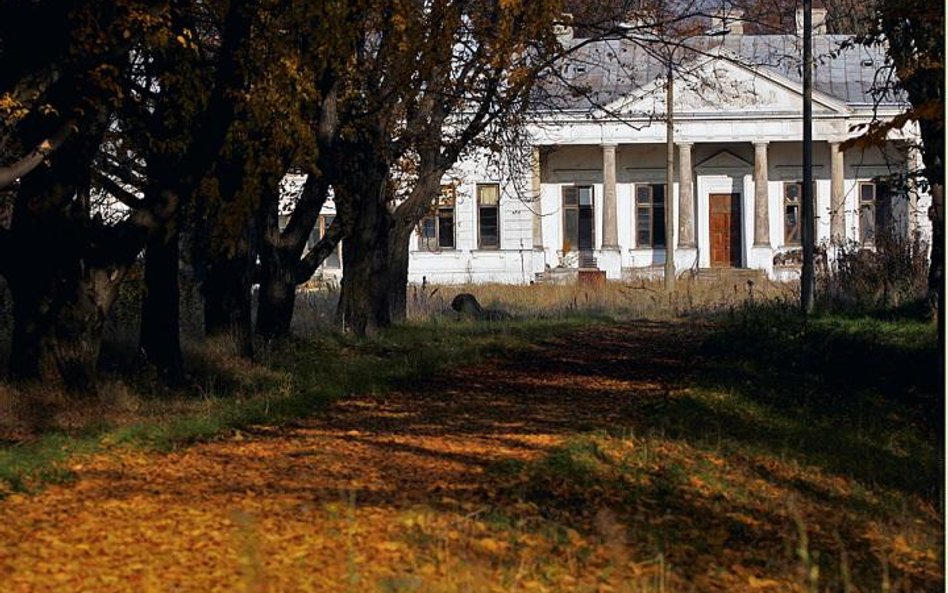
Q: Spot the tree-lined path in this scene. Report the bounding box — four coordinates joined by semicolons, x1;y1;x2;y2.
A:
0;321;941;592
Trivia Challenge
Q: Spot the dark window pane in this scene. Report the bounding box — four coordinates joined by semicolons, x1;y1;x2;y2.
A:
438;210;454;248
860;205;875;244
564;209;578;250
563;186;579;206
479;206;498;248
785;204;800;244
636;186;651;204
578;205;593;249
652;184;665;206
420;217;437;250
652;204;665;246
860;183;875;203
636;207;651;245
785;183;800;201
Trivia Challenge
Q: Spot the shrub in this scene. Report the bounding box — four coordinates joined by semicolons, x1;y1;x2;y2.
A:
818;233;929;315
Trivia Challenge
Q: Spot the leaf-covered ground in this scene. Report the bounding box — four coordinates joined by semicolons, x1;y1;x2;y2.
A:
0;320;941;592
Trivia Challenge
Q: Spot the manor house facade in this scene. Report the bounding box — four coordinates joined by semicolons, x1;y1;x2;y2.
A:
314;12;931;285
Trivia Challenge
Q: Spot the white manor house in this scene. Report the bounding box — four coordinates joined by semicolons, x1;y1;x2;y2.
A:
309;12;931;285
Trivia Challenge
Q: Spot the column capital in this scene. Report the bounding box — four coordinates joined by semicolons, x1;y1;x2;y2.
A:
601;142;618;149
753;140;770;148
676;141;693;148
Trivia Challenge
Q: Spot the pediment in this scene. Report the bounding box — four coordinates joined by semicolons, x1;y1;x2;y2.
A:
695;150;752;170
604;52;849;117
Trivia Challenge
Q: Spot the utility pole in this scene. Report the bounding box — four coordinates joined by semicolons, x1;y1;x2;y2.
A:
801;0;815;314
664;59;676;292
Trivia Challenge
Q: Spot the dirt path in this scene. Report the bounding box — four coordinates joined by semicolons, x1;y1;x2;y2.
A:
0;320;940;592
0;322;699;591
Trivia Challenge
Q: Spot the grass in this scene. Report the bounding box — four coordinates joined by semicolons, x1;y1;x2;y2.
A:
0;315;603;496
0;278;940;591
406;272;792;321
490;302;941;591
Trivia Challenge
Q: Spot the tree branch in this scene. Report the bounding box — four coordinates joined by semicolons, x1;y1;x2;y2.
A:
294;211;347;284
0;123;72;190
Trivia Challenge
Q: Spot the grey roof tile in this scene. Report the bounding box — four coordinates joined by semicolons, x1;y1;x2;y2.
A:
537;34;903;111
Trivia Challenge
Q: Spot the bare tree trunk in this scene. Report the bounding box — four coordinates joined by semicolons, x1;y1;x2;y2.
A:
387;222;414;323
203;221;256;358
256;243;298;341
338;182;392;335
139;224;183;380
6;125;122;394
9;255;121;394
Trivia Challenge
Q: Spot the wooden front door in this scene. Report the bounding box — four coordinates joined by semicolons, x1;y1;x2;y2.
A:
709;193;742;267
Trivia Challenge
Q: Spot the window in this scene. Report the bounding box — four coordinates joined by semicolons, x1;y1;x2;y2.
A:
562;185;594;251
783;182;801;245
477;184;500;249
859;181;891;245
313;214;342;268
635;184;665;247
419;186;455;251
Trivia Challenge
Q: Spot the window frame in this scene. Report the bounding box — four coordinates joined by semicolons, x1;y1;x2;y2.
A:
859;180;891;245
634;183;666;248
783;181;802;246
476;183;500;250
561;185;595;252
418;186;456;252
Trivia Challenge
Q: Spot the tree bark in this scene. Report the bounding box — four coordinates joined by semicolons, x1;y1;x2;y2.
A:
337;176;392;335
386;220;414;323
5;120;124;394
255;243;298;341
202;221;256;358
9;273;113;394
139;223;183;380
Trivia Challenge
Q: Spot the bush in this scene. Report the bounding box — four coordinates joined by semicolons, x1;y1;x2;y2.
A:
818;233;929;315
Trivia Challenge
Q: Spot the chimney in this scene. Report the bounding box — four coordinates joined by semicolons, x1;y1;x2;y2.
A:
709;8;744;36
554;13;574;44
796;7;828;36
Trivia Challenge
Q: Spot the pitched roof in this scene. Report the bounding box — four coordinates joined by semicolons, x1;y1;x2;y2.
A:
537;34;901;112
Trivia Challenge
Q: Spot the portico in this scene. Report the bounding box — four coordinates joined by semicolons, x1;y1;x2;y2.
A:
403;32;928;285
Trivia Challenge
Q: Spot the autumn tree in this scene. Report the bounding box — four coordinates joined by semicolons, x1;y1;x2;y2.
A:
0;1;173;391
865;0;944;330
251;2;362;342
328;0;566;335
0;0;258;390
97;0;259;378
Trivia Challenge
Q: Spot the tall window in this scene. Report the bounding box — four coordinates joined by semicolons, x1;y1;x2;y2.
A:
859;181;891;245
477;184;500;249
783;182;801;245
419;186;455;251
562;185;594;251
635;184;665;247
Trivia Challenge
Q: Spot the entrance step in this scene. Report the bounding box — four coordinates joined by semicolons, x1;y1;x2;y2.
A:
578;250;597;269
694;268;766;283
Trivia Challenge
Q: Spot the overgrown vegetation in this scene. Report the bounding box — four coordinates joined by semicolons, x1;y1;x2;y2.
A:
0;313;598;496
0;280;940;591
818;234;930;316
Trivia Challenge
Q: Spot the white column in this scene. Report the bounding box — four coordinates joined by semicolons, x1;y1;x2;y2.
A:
830;141;845;242
601;144;619;249
531;146;543;249
907;143;922;236
677;142;695;247
753;142;771;246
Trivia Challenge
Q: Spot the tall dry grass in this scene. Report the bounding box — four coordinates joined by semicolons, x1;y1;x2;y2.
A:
404;272;794;322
